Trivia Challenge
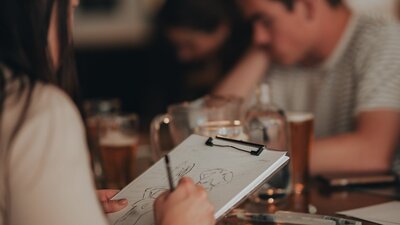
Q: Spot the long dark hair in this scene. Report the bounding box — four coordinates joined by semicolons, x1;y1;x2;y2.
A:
0;0;78;222
157;0;251;67
0;0;78;101
153;0;251;99
158;0;242;33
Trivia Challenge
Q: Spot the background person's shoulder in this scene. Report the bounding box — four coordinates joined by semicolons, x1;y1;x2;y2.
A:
356;16;400;41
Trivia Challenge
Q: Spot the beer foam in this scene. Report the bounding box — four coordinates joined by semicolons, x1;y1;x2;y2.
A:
287;112;314;122
100;131;139;147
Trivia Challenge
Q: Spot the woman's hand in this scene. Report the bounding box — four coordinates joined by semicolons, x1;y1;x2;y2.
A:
97;189;128;214
154;177;215;225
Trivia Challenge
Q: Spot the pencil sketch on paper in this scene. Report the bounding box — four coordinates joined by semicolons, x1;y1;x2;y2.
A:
113;161;195;225
113;187;166;225
197;168;234;191
113;161;233;225
172;161;195;180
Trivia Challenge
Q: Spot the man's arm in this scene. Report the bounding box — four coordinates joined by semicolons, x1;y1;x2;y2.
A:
212;47;269;99
310;110;400;176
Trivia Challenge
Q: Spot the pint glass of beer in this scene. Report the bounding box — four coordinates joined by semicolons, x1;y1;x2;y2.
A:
287;112;314;194
84;99;122;187
99;113;139;188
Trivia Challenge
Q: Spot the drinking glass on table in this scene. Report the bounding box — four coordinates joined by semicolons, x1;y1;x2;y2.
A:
287;112;314;194
98;113;140;189
246;84;290;204
84;99;122;145
250;112;313;204
194;120;248;140
84;98;121;117
150;95;243;161
84;98;122;188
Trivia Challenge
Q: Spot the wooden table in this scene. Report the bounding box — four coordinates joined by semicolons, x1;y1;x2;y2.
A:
218;181;398;225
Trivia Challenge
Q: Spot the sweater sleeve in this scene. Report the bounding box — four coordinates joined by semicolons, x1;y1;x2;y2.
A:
8;85;109;225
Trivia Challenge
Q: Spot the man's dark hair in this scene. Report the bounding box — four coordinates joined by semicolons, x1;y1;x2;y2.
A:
277;0;342;11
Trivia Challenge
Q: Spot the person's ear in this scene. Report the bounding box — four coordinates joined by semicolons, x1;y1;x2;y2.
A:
293;0;316;21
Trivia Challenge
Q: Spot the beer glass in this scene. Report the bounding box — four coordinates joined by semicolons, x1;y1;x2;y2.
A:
150;96;242;161
194;120;248;140
246;84;290;204
84;99;122;188
84;98;121;117
287;112;314;194
98;113;139;188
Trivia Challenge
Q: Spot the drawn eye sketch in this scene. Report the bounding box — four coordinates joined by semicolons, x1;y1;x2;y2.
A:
172;161;195;180
197;168;234;191
113;187;167;225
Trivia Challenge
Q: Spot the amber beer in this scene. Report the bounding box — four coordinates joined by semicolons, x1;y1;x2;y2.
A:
100;133;139;189
98;113;139;189
287;112;314;194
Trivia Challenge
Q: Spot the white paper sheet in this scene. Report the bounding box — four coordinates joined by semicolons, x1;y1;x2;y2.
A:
107;134;289;225
338;201;400;225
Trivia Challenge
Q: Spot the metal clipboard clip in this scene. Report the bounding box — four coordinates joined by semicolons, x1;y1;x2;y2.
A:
205;136;265;156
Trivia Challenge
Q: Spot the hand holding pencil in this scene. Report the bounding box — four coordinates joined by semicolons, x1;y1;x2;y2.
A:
153;155;215;225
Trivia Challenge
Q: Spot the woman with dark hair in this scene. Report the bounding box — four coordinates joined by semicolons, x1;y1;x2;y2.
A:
158;0;249;65
144;0;253;109
0;0;215;225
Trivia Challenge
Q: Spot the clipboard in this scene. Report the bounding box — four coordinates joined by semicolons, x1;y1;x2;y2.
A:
108;134;289;225
206;136;265;156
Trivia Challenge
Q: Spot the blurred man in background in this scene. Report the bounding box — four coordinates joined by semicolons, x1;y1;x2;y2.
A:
215;0;400;176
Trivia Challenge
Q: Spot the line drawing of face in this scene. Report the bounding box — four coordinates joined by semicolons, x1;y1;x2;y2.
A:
114;187;167;225
197;168;234;191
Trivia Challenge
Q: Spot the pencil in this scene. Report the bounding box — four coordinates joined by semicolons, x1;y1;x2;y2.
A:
164;155;175;191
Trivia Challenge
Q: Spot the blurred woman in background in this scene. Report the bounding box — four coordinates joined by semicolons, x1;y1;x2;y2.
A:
143;0;251;115
0;0;214;225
